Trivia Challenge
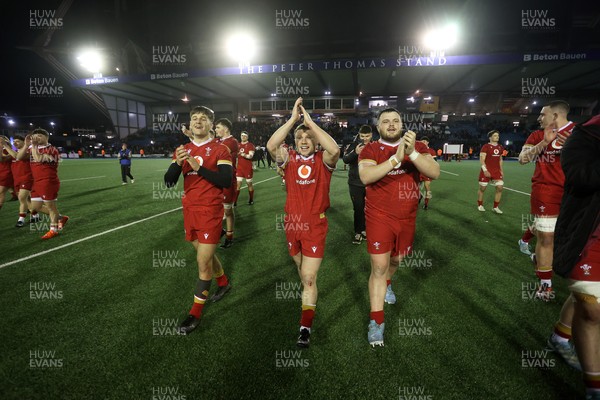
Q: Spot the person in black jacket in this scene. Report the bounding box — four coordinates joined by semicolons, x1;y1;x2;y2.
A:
553;115;600;399
342;125;372;244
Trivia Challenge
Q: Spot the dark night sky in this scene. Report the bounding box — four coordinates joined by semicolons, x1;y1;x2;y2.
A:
1;0;599;132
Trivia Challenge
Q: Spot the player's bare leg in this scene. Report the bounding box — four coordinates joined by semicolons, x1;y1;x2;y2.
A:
297;255;322;348
535;222;556;300
423;181;431;210
234;179;242;206
572;293;600;397
368;252;390;346
548;295;580;369
247;180;254;205
292;253;302;278
477;184;487;211
492;185;503;214
15;189;31;227
220;204;235;248
180;242;217;334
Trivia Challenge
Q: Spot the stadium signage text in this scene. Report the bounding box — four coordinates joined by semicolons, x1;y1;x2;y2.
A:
150;72;190;80
523;52;586;62
84;76;119;85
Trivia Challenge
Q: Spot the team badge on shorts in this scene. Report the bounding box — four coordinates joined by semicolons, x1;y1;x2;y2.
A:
580;264;592;276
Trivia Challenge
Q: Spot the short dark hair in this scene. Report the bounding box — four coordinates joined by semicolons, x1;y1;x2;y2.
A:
487;130;499;138
359;125;372;134
548;100;570;115
189;106;214;121
377;107;401;120
215;118;232;131
14;135;25;141
32;128;49;137
421;136;430;142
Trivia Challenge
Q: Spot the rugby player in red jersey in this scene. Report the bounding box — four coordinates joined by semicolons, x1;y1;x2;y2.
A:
419;137;437;210
519;100;580;369
236;132;256;205
2;135;34;227
359;108;439;347
477;130;505;214
16;129;68;239
164;106;233;334
214;118;239;249
267;97;340;348
0;135;14;212
520;100;575;297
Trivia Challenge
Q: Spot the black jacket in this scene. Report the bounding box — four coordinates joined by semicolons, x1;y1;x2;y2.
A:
553;117;600;277
343;142;365;187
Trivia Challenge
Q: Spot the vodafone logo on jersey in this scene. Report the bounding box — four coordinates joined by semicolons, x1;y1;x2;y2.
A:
194;156;204;166
493;149;500;155
298;164;312;179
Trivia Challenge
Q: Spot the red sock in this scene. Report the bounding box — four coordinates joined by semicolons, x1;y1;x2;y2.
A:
19;213;26;218
424;198;429;206
190;299;205;318
522;229;534;242
477;200;483;206
226;231;233;240
300;305;316;328
216;274;229;287
249;190;254;201
493;201;499;208
370;310;384;324
386;279;391;286
536;266;554;280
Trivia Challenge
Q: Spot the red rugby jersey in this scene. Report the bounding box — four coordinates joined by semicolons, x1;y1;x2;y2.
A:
359;140;429;220
282;150;334;218
172;138;232;208
237;142;255;172
29;144;60;182
480;143;505;175
525;121;575;202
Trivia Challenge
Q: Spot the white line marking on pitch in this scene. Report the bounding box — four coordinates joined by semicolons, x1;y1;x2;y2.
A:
240;175;280;190
0;208;181;270
439;169;530;196
503;187;531;196
61;176;106;182
0;174;282;270
440;170;459;176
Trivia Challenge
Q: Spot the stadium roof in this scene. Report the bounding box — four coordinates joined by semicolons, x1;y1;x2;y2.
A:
5;0;600;122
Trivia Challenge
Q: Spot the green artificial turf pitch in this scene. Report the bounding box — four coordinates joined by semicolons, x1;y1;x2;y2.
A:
0;158;584;399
